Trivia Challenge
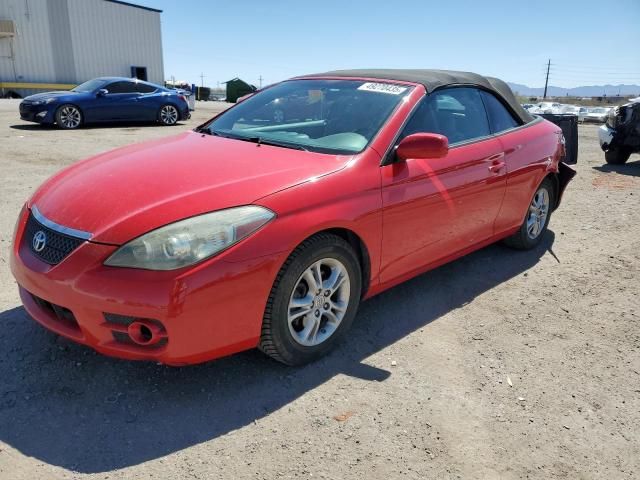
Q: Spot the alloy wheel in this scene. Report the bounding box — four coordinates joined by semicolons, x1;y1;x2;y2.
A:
160;105;178;125
287;258;351;347
59;106;81;129
526;187;550;239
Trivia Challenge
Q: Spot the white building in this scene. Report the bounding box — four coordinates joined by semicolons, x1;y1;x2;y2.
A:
0;0;163;98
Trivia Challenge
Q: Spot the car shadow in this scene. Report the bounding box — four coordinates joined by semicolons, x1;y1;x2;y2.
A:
9;121;188;131
593;157;640;177
0;232;554;473
9;123;59;131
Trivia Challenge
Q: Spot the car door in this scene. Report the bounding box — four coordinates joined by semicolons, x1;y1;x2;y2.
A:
379;87;507;284
480;90;550;234
134;82;161;120
84;81;140;121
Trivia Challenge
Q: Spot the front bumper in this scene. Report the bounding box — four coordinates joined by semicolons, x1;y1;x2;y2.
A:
598;125;614;150
10;207;284;365
19;102;55;124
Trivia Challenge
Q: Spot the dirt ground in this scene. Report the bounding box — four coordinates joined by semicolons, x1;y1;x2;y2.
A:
0;99;638;480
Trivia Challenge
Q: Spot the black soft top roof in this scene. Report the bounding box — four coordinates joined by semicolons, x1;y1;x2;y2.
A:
299;69;534;124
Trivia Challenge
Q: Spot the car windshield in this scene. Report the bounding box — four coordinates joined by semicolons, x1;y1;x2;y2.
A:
72;79;107;93
202;79;413;154
591;108;607;113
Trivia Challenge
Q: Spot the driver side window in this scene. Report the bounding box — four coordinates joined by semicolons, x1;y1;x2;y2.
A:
400;87;491;145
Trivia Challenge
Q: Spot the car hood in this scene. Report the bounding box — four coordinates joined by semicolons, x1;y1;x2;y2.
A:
24;91;85;102
29;131;351;244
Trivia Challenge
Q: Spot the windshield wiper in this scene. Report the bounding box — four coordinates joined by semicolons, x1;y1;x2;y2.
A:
205;130;308;151
194;125;214;135
235;135;309;151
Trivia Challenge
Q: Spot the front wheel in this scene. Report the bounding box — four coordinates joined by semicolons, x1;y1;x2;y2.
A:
55;105;83;129
504;177;555;250
158;104;179;126
259;233;362;365
605;148;631;165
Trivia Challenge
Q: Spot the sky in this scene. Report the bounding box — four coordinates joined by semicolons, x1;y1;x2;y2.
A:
140;0;640;89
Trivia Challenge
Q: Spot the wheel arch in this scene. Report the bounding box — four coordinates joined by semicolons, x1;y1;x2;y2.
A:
288;227;372;299
548;163;576;211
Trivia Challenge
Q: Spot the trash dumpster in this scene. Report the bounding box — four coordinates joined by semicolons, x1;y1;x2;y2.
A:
539;113;579;165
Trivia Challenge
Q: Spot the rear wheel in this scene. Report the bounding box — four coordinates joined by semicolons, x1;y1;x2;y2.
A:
605;148;631;165
504;177;554;250
158;104;179;126
55;105;83;129
259;233;362;365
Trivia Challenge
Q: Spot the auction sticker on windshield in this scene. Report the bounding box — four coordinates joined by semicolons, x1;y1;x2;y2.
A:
357;82;408;95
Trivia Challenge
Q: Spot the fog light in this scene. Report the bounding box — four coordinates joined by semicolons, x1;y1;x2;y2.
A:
127;320;164;346
36;111;47;119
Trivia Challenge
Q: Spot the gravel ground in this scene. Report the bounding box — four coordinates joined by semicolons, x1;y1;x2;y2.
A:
0;99;638;479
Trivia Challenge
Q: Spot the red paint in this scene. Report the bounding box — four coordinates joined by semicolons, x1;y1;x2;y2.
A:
396;133;449;160
10;76;571;365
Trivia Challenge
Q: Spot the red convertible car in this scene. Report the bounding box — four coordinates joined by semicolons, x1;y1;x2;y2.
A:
10;69;575;366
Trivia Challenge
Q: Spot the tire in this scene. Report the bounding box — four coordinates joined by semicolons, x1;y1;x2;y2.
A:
55;104;83;129
605;148;631;165
259;233;362;365
504;177;555;250
158;104;179;126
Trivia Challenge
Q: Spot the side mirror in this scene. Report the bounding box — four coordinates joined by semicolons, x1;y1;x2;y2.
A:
396;133;449;161
97;89;108;97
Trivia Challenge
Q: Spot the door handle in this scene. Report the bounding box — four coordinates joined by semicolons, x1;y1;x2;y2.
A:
487;152;505;173
488;161;505;173
488;154;506;173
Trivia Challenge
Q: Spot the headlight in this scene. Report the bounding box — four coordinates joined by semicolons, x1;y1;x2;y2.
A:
32;98;56;106
104;206;275;270
45;97;56;104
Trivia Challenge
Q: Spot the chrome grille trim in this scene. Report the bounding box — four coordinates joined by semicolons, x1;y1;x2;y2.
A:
31;205;92;240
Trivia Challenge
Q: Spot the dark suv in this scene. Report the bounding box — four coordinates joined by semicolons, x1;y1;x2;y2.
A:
599;100;640;164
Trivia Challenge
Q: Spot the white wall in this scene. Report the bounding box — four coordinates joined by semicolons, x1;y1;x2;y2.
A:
0;0;58;83
0;0;163;88
67;0;164;84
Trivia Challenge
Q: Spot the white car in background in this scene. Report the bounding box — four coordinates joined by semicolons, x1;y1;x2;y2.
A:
537;102;562;113
560;105;580;115
577;107;589;123
522;103;541;114
583;107;612;123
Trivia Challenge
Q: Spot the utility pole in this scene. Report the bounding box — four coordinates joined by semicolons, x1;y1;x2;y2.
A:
259;75;263;89
543;59;551;99
199;72;206;87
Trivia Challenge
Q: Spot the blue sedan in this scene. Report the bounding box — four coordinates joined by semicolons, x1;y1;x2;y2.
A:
19;77;191;129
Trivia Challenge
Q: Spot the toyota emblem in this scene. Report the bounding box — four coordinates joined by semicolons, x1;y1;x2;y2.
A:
32;230;47;252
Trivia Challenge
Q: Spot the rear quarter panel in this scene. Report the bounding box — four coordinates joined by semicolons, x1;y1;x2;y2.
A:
493;118;563;234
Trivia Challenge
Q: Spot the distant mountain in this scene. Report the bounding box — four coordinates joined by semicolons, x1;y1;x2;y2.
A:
507;82;640;98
